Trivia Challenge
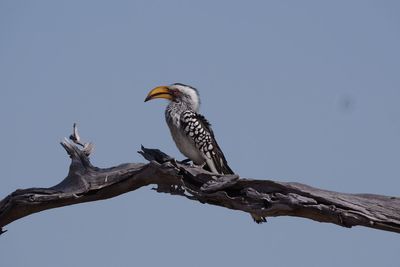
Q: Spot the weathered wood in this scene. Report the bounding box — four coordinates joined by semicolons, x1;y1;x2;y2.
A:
0;126;399;235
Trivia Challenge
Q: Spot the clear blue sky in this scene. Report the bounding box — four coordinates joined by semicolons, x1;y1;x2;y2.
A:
1;1;399;266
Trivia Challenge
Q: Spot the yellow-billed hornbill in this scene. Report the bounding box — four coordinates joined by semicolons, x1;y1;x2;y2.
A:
145;83;266;223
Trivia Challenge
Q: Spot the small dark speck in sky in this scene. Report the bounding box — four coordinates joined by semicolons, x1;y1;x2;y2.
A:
338;94;356;113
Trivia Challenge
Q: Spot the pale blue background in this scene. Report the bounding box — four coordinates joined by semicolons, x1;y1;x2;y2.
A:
1;1;399;266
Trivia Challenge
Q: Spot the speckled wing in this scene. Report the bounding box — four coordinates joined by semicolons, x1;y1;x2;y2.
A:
180;110;234;175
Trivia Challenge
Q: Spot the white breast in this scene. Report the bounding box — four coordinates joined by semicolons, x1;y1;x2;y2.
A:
167;118;205;165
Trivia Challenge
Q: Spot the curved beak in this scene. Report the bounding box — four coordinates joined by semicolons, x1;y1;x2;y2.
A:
144;86;173;102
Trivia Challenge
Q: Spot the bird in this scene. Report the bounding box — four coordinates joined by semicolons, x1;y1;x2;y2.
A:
145;83;266;223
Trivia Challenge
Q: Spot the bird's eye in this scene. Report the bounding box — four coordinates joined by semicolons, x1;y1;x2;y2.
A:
170;89;181;97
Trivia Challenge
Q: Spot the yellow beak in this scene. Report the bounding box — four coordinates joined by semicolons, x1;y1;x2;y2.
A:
144;86;173;102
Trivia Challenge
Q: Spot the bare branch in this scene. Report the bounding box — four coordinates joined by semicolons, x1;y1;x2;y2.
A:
0;125;399;235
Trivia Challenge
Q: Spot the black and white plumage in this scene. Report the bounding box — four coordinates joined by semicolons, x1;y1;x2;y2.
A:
145;83;266;223
179;110;234;174
145;83;233;174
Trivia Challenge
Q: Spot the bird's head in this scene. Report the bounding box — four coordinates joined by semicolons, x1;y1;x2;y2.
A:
145;83;200;111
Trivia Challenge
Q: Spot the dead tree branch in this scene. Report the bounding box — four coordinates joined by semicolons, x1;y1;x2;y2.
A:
0;125;399;235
